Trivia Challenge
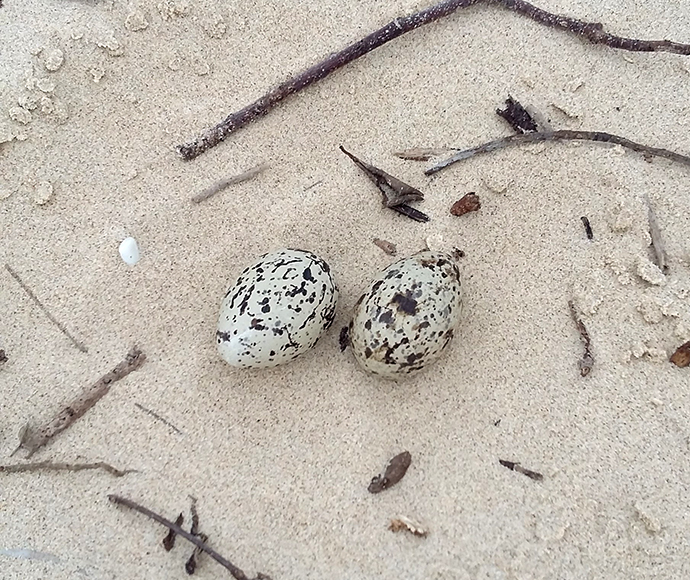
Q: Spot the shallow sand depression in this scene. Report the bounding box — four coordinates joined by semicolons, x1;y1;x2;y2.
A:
1;1;690;579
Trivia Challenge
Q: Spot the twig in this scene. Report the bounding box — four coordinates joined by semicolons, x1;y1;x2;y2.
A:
163;513;184;551
134;403;183;435
499;459;543;481
580;216;594;240
568;300;594;376
108;494;271;580
177;0;690;160
0;460;136;477
372;238;397;256
15;347;146;457
340;146;429;222
644;195;669;273
5;264;88;353
425;130;690;175
191;163;268;203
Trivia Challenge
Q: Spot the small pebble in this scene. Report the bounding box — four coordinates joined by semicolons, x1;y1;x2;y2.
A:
119;237;140;265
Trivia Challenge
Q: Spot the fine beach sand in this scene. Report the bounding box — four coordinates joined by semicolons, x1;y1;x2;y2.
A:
2;1;690;578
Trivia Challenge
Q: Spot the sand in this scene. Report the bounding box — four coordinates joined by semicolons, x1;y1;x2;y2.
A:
1;1;690;578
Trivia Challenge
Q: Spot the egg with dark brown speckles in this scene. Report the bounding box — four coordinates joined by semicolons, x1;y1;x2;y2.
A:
217;248;338;369
348;250;462;379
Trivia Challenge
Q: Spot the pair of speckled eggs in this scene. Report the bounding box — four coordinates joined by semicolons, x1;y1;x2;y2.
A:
216;248;463;379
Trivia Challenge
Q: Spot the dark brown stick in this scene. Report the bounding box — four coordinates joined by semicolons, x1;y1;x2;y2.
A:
425;130;690;175
134;403;183;435
0;461;136;477
499;459;543;481
177;0;690;161
5;264;88;353
16;347;146;457
108;495;271;580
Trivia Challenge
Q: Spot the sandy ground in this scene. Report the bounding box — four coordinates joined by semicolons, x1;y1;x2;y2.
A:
1;1;690;578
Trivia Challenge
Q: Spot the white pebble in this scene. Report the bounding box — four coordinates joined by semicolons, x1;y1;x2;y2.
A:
119;237;140;265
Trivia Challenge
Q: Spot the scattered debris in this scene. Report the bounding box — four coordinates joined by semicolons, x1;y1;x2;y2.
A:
338;326;350;352
581;216;593;240
134;403;183;434
163;514;184;551
425;129;690;175
13;347;146;457
389;516;429;537
568;300;594;376
368;451;412;493
108;494;272;580
340;146;429;222
191;162;268;203
0;460;136;477
670;340;690;367
177;0;690;160
450;193;481;216
645;196;669;273
394;147;455;161
5;263;88;353
499;459;543;481
496;96;538;133
372;238;397;255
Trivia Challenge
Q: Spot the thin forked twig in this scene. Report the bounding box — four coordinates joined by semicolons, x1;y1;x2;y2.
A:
15;347;146;457
425;130;690;175
108;495;271;580
568;300;594;377
177;0;690;160
5;264;88;353
0;461;136;477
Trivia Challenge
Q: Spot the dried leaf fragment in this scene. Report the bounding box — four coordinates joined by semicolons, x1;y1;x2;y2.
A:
368;451;411;493
450;193;481;216
496;96;538;134
372;238;397;255
389;516;429;537
163;513;184;551
670;340;690;367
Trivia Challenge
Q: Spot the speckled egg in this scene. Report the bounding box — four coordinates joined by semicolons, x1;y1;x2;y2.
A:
217;248;338;369
348;250;463;379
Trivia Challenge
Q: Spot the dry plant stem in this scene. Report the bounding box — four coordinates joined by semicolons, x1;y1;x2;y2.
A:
134;403;183;435
5;264;88;353
426;130;690;175
108;495;271;580
499;459;543;481
568;301;593;376
645;195;668;273
177;0;690;161
17;347;146;457
191;163;269;203
163;513;184;551
0;461;136;477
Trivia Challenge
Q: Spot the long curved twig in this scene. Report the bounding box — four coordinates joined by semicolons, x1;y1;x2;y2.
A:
177;0;690;161
424;130;690;175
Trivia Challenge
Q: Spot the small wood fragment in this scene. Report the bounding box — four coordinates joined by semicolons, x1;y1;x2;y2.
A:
191;162;268;203
499;459;543;481
394;147;455;161
16;346;146;457
645;196;668;273
496;96;538;134
581;216;593;240
0;460;136;477
134;403;183;435
670;341;690;367
450;193;481;216
0;348;6;364
389;516;429;537
372;238;397;255
340;146;429;222
5;264;88;353
163;513;184;551
368;451;412;493
568;301;594;376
